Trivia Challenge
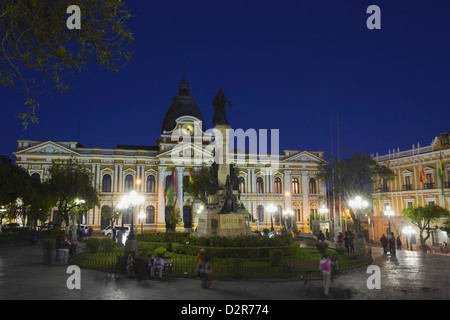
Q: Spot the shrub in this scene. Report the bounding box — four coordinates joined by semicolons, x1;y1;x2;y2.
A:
270;249;284;266
335;246;346;255
247;248;259;261
86;238;100;253
154;247;167;258
316;242;329;255
101;238;115;252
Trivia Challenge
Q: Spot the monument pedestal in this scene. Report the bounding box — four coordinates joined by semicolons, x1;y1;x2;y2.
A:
197;212;251;238
354;237;366;257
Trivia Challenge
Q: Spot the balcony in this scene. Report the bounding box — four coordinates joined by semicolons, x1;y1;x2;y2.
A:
423;183;435;190
403;184;413;191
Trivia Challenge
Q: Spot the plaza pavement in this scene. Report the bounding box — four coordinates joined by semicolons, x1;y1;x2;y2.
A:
0;244;449;301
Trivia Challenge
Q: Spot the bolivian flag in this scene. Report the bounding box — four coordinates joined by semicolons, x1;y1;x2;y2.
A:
419;164;426;184
166;168;176;205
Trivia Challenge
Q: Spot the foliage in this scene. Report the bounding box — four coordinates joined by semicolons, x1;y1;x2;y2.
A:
402;205;450;245
316;242;329;254
101;237;115;252
270;249;284;266
46;158;99;227
335;246;346;255
184;166;210;205
317;152;395;233
154;247;167;258
247;248;260;261
0;0;134;127
86;237;100;253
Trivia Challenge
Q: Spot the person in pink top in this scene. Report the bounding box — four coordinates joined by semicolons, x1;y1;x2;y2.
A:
319;254;331;296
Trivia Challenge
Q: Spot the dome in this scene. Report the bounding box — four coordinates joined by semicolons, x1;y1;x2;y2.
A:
161;78;206;133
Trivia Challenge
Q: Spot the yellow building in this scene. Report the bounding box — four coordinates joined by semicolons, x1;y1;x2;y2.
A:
14;78;327;233
371;133;450;247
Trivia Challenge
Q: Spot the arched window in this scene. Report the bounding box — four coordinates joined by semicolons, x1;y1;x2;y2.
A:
146;175;156;193
274;177;282;194
31;172;41;180
257;205;264;222
239;177;245;194
309;178;317;194
256;177;264;193
124;174;134;192
292;177;300;194
102;174;112;192
146;205;155;224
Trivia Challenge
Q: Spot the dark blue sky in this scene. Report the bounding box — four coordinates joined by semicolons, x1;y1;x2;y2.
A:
1;0;450;162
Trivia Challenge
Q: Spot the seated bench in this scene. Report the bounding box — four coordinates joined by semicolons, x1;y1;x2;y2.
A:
286;260;321;283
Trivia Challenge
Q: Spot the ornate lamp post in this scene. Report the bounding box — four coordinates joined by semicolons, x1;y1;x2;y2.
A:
266;203;276;232
348;196;369;239
384;205;394;235
118;191;144;240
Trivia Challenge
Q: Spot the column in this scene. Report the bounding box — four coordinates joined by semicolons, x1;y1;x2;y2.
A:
118;164;123;192
284;170;292;211
96;164;100;191
176;167;184;212
157;167;167;228
301;171;310;227
91;164;96;188
114;164;118;192
141;165;145;193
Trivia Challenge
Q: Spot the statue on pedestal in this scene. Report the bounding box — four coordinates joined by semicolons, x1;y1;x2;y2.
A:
212;88;233;126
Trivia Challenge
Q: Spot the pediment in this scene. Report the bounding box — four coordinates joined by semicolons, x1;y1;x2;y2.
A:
282;151;324;163
16;141;79;156
157;142;214;165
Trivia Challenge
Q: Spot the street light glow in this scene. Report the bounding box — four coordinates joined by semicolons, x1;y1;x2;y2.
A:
348;196;368;210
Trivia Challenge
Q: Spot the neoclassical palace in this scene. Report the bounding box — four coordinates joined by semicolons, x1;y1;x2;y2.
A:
14;79;327;233
370;133;450;246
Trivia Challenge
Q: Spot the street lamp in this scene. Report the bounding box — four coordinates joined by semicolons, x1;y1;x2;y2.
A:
266;203;276;232
139;211;146;234
402;226;415;251
348;196;369;238
118;191;144;240
319;205;329;221
384;205;394;235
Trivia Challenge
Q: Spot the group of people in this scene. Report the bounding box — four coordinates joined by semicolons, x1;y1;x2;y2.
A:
196;249;213;289
336;231;356;253
126;251;165;279
380;232;401;255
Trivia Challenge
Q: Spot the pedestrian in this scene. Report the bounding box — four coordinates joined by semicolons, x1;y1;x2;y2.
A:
380;234;388;254
325;229;330;240
396;237;402;251
126;251;136;278
349;231;355;254
389;232;396;255
197;249;206;280
202;255;213;289
319;254;332;296
152;256;165;279
337;232;344;247
145;254;154;279
318;230;325;242
344;232;350;252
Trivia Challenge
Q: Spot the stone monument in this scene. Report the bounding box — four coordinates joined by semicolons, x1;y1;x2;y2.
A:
196;90;252;238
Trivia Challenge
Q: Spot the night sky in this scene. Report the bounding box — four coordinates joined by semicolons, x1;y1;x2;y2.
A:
1;0;450;162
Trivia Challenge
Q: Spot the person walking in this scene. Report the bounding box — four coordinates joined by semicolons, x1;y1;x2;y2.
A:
349;231;355;254
344;232;350;252
197;249;206;280
380;234;388;254
337;232;344;247
126;251;136;278
318;230;325;242
389;232;396;256
396;237;402;251
202;255;213;289
319;254;332;296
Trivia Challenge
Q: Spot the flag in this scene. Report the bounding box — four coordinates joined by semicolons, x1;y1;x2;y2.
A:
438;152;445;196
189;168;194;184
419;164;425;184
166;168;176;205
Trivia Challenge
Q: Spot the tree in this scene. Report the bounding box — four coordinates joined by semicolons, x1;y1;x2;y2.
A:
184;166;211;205
46;158;99;233
101;205;121;241
317;152;395;234
0;0;134;127
402;205;450;251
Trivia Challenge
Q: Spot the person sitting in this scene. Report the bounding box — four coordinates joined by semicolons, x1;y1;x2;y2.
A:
152;256;165;279
126;251;136;278
145;254;154;279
